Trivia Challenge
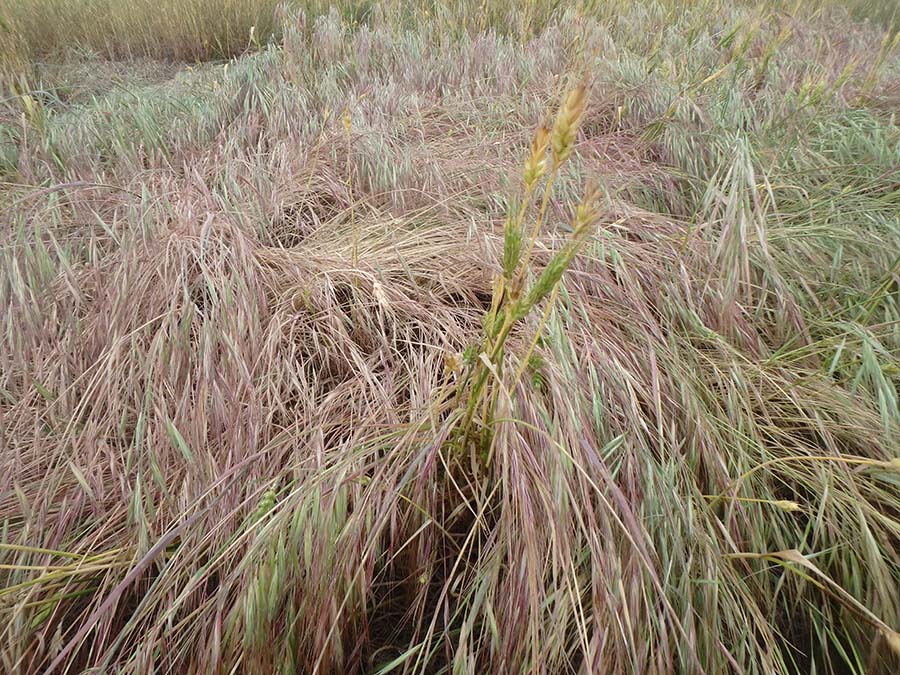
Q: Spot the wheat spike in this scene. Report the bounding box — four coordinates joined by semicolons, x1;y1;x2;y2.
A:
524;125;551;188
551;84;587;167
572;180;601;237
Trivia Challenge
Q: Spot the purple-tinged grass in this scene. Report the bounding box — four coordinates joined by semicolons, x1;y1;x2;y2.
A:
1;2;899;674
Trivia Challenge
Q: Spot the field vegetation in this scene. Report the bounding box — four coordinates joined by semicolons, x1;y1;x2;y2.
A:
1;0;899;673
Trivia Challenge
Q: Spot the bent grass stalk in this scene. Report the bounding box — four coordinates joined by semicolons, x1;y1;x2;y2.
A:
343;107;359;268
711;454;900;506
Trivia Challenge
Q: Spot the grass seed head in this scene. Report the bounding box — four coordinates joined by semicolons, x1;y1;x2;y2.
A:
551;84;587;166
573;180;601;237
517;250;571;319
502;213;524;279
524;124;550;188
884;629;900;657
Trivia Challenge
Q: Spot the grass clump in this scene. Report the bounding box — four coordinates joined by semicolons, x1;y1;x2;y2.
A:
459;84;599;451
0;1;899;674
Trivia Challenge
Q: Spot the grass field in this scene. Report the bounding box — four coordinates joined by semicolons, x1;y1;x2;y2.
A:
1;1;899;673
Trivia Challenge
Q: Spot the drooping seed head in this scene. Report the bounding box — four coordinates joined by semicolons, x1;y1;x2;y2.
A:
551;85;587;166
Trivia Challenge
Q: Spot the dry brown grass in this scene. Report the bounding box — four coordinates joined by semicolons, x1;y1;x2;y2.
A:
1;2;899;674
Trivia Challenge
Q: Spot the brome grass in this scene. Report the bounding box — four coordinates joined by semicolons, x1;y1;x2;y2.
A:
1;1;898;673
